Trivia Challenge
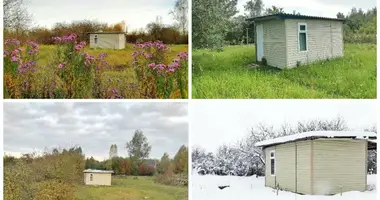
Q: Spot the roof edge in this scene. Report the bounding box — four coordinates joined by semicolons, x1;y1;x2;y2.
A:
255;131;377;148
246;13;345;22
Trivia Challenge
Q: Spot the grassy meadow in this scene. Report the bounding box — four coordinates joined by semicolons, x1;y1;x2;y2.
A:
192;43;376;99
75;176;187;200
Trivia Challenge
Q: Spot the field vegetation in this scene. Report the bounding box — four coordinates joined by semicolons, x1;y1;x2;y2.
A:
193;43;376;98
4;0;188;99
4;130;188;200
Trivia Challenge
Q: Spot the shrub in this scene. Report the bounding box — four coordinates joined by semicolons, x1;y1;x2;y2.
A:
34;180;75;200
261;57;267;66
138;163;156;176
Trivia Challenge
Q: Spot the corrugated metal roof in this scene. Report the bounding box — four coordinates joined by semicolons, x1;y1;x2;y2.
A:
247;13;345;22
83;169;114;174
87;31;125;34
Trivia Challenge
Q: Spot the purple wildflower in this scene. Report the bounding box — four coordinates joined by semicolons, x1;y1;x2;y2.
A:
148;63;156;69
145;53;152;59
58;63;65;69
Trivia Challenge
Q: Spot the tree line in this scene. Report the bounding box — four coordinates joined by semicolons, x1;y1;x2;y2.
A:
193;0;376;50
4;0;188;44
192;117;377;176
85;130;188;178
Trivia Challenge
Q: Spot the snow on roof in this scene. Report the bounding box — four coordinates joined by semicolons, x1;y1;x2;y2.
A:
255;131;377;147
83;169;114;174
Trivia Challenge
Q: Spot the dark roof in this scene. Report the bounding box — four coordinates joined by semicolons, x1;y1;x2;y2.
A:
247;13;345;22
87;31;126;34
143;159;157;168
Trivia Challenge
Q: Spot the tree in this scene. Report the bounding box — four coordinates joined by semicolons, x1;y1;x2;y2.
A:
125;130;151;160
337;12;345;19
192;0;238;50
265;6;285;15
173;145;188;174
3;0;32;37
109;144;118;159
171;0;188;35
157;153;171;174
244;0;264;18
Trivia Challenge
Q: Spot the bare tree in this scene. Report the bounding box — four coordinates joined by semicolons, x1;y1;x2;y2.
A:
170;0;188;35
4;0;32;37
109;144;118;159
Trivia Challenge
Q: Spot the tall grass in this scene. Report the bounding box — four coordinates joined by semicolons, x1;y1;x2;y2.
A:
192;43;376;99
4;34;188;99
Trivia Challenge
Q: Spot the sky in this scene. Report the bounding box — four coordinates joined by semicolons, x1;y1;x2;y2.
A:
25;0;176;31
191;100;377;152
237;0;376;18
4;102;188;161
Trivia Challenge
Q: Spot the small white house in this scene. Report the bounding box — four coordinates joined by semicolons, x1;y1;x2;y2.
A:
83;169;114;186
247;14;345;69
255;131;377;195
88;32;126;50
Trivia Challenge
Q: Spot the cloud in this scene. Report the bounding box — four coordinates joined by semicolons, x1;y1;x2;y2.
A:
237;0;375;17
26;0;177;31
4;102;188;160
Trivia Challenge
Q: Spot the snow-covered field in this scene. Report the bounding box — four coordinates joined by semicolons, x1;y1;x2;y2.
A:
192;174;376;200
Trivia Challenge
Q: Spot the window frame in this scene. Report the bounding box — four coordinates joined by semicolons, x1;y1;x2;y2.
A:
270;150;276;176
90;173;93;181
94;35;98;44
297;23;308;52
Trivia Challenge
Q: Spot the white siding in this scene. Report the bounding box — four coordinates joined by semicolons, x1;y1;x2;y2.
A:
285;19;344;67
276;142;296;192
89;33;125;49
312;139;366;195
256;20;287;68
84;173;112;186
264;146;276;187
296;140;312;194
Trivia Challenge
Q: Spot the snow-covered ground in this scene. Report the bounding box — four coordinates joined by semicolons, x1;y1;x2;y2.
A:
192;174;376;200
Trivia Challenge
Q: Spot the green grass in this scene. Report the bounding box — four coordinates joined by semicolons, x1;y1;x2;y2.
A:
38;44;188;67
75;176;187;200
192;43;376;99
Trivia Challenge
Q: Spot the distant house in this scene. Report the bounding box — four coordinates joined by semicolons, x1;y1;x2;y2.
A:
88;31;126;50
143;159;157;169
255;131;377;195
83;169;114;186
247;14;345;69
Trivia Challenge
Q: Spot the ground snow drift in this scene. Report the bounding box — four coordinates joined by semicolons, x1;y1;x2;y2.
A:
192;174;376;200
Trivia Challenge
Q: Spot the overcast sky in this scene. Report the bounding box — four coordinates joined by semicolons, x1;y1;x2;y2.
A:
237;0;376;17
4;102;188;161
26;0;176;31
191;100;377;152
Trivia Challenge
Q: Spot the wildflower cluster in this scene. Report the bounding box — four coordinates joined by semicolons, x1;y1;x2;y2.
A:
4;39;40;98
132;40;188;98
53;33;78;43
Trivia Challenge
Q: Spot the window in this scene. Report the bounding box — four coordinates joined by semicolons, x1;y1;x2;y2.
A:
298;23;307;51
94;35;98;44
270;150;275;176
90;174;93;181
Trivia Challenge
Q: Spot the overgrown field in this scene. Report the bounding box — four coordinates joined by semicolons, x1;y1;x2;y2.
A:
4;34;188;99
76;176;188;200
192;43;376;99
